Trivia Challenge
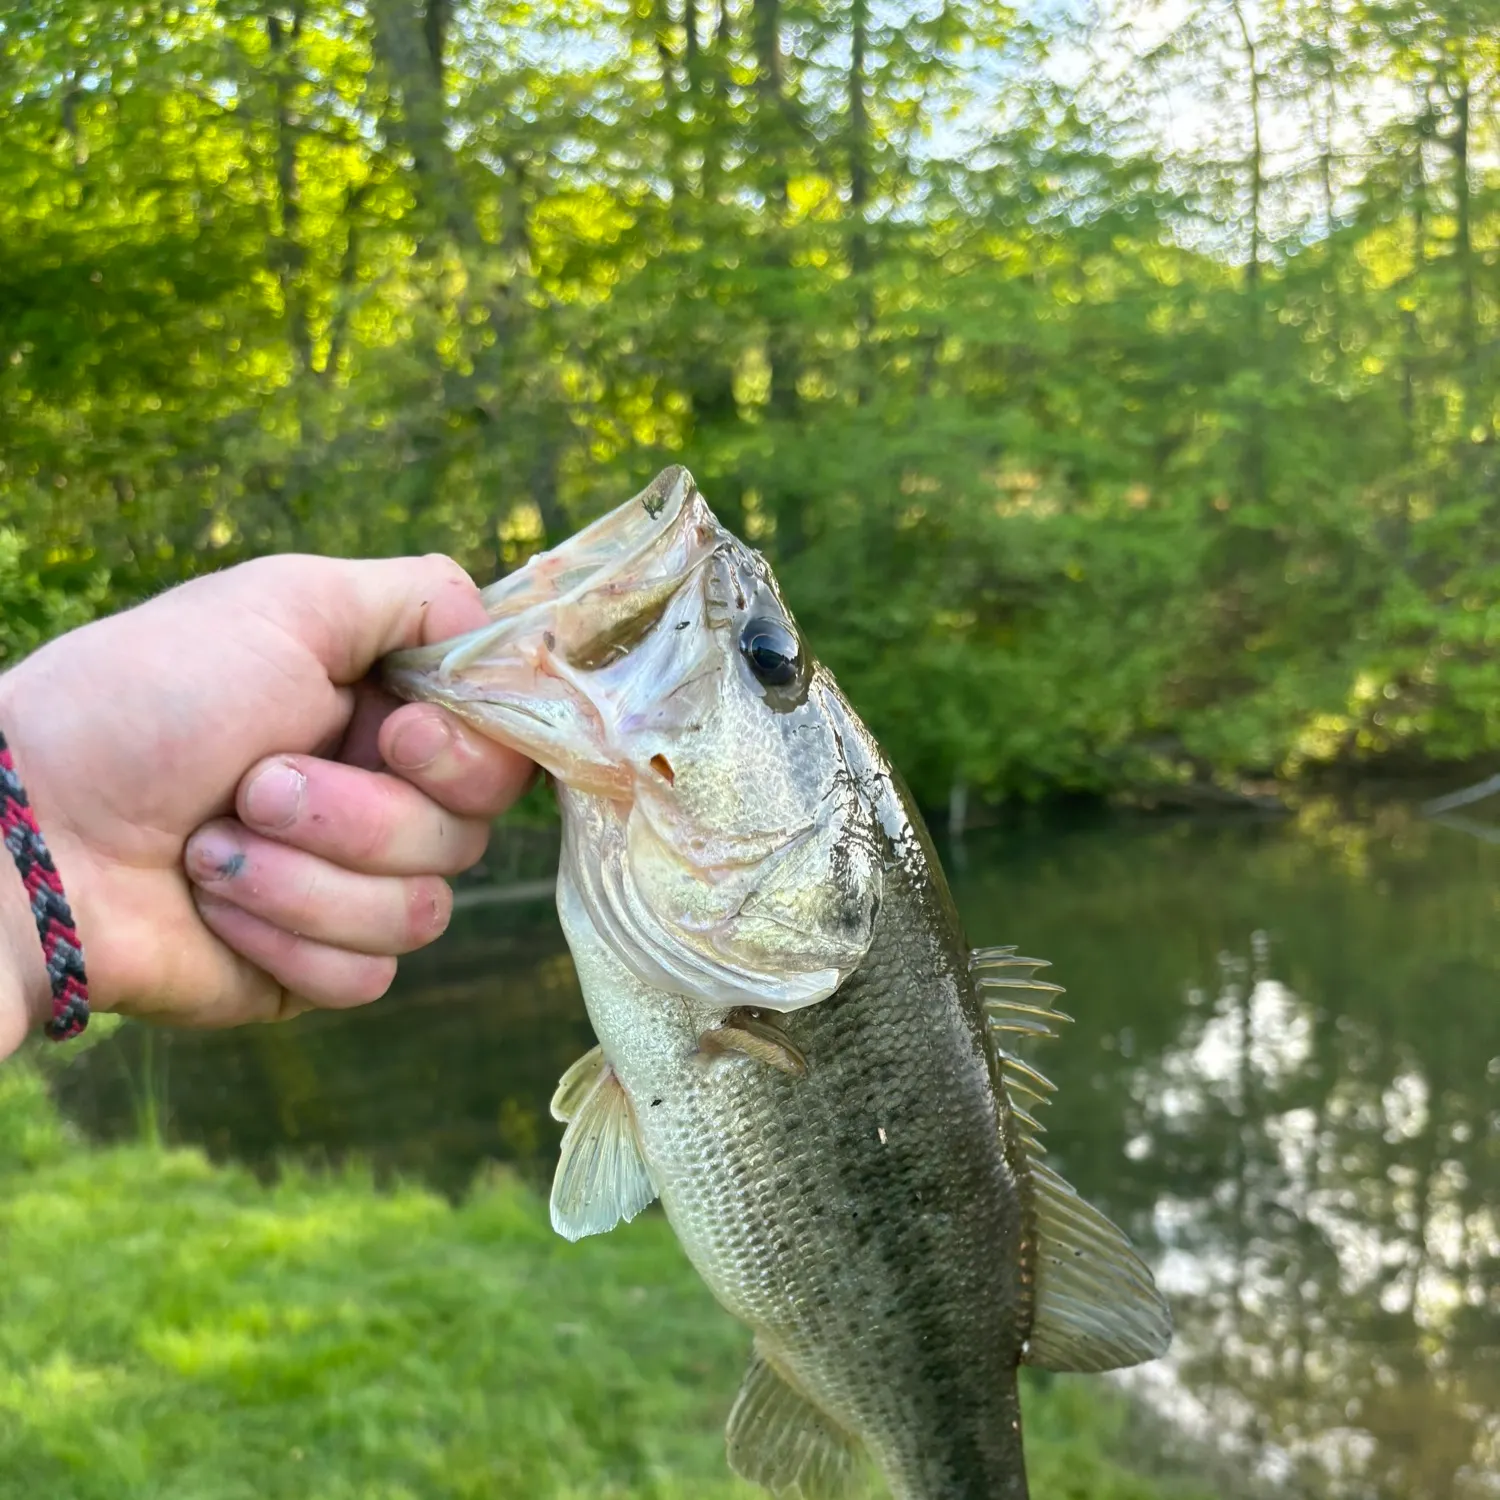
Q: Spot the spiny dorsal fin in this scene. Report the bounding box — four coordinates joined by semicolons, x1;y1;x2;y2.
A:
726;1343;864;1500
549;1052;657;1242
971;946;1173;1373
972;946;1074;1049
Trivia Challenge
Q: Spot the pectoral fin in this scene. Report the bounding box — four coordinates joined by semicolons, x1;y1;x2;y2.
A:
726;1344;863;1500
550;1043;605;1123
549;1053;656;1241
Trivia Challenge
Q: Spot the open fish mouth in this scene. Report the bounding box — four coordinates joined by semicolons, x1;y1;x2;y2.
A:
474;467;715;629
383;466;730;794
385;465;881;1013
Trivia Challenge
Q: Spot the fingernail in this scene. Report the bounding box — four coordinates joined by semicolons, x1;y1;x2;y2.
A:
244;760;305;830
388;714;452;772
426;882;454;939
186;827;247;883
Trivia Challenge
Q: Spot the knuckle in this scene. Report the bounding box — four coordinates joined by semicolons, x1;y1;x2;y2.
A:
274;944;393;1010
358;956;399;1003
294;861;331;922
349;795;399;866
420;552;473;591
330;954;397;1006
435;817;489;875
231;554;322;598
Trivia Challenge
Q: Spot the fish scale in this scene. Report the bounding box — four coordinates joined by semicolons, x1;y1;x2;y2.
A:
562;762;1032;1500
384;465;1172;1500
771;865;1031;1500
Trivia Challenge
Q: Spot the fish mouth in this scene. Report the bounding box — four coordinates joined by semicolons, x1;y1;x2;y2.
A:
383;466;729;793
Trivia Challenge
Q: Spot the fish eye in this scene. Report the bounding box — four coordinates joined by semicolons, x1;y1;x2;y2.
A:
740;616;800;687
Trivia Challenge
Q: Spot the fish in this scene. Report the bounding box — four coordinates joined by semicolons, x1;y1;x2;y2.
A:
383;467;1171;1500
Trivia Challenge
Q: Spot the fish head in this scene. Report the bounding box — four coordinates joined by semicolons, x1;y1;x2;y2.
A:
384;466;883;1012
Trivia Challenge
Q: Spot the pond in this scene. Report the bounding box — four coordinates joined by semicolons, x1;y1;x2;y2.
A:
51;807;1500;1500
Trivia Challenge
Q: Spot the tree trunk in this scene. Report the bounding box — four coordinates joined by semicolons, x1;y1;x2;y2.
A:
422;0;449;84
1450;75;1476;442
1401;124;1428;475
1230;0;1266;509
751;0;796;420
367;0;481;253
652;0;688;206
1316;0;1337;238
751;0;784;112
751;0;804;553
323;181;369;379
266;5;312;371
529;422;570;549
684;0;719;194
847;0;873;402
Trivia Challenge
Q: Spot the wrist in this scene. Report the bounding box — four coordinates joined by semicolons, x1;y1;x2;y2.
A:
0;669;89;1058
0;834;49;1058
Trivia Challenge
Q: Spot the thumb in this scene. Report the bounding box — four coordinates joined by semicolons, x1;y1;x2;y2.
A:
288;555;493;685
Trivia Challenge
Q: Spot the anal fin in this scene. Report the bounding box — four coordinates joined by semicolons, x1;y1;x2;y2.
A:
726;1344;863;1500
549;1051;657;1242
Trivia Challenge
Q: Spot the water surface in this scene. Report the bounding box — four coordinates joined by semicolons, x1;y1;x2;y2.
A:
54;809;1500;1499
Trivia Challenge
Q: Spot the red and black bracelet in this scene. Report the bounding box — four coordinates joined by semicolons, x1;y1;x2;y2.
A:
0;731;89;1041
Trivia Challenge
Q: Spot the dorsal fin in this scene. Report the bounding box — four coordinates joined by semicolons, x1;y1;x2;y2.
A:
973;946;1074;1053
725;1343;864;1499
1023;1160;1173;1370
971;947;1173;1374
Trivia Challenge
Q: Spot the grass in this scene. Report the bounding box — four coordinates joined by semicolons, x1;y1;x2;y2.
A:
0;1056;1211;1500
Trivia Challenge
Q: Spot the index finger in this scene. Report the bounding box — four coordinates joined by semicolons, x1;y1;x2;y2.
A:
235;755;494;874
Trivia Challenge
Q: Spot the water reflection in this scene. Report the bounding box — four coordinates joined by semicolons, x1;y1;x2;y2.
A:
50;809;1500;1497
56;879;590;1194
1129;940;1499;1499
943;811;1500;1500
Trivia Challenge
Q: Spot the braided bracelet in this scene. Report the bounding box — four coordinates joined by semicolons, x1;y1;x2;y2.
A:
0;731;89;1041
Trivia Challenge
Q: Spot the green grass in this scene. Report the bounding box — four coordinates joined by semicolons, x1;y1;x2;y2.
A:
0;1058;1210;1500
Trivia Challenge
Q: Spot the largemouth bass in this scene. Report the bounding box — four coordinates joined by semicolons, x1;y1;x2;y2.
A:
384;468;1171;1500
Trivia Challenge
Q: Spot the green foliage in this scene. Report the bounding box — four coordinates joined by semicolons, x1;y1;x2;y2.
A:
0;0;1497;801
0;1061;1213;1499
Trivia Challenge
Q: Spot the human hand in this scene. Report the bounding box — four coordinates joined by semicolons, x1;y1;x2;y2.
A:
0;555;532;1058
